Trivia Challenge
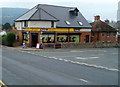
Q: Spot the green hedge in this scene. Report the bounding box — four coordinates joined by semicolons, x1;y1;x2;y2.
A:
1;32;16;46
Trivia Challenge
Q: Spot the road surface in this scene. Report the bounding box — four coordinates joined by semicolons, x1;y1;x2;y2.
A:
2;48;118;85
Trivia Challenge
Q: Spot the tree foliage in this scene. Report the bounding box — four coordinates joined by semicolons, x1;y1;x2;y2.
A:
2;23;12;30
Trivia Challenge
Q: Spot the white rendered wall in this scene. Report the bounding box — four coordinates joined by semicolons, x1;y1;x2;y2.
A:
28;21;56;28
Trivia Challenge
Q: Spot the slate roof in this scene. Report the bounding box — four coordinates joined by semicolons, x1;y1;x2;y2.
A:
15;4;91;28
91;20;117;32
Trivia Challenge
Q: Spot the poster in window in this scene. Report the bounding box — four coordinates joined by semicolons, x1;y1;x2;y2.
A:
23;33;29;43
70;35;79;43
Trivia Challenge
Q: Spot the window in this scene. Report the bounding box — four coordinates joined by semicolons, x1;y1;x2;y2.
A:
107;32;110;37
24;21;28;27
102;32;104;37
65;21;70;25
91;32;94;36
51;21;54;28
113;32;116;37
78;21;83;26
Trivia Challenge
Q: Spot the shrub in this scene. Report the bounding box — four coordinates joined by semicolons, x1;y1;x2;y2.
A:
5;32;16;46
2;35;7;45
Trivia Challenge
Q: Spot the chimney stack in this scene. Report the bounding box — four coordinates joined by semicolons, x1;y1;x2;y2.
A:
94;15;100;21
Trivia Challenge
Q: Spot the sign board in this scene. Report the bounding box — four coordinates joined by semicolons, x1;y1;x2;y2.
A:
36;43;40;49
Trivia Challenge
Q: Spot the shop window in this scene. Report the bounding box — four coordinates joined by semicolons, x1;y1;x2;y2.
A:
42;34;55;43
57;35;79;43
23;32;29;43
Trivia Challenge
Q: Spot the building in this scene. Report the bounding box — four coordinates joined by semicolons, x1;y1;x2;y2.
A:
91;16;117;43
117;1;120;21
15;4;91;47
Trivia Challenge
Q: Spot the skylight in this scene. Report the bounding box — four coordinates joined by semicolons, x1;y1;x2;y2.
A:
78;21;83;26
65;21;70;25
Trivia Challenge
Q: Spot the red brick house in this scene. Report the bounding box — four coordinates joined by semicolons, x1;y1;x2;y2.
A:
90;16;117;43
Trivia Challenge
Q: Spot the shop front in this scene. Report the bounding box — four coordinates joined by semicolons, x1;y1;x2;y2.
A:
21;28;90;47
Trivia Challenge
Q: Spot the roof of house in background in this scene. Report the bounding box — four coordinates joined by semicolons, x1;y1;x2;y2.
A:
15;4;91;28
90;20;117;32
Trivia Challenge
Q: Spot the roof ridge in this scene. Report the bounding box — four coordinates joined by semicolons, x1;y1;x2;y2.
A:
38;4;77;9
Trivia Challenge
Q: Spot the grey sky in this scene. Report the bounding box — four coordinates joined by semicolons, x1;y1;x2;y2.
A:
0;0;119;22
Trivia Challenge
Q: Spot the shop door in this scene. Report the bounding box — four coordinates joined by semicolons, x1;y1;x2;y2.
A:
31;33;38;47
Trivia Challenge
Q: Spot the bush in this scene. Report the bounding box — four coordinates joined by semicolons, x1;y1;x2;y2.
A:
5;32;16;46
2;35;7;45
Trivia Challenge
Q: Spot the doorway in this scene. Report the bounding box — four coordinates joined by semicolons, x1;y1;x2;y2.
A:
31;33;38;47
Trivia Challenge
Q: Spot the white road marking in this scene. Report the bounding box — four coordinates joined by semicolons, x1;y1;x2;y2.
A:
78;79;88;83
20;51;118;72
76;57;99;60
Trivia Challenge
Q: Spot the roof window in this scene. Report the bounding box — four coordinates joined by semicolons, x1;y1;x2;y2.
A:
65;21;70;25
78;21;83;26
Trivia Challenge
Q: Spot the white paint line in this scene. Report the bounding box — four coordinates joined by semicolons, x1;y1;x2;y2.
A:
76;57;99;60
58;58;64;61
78;79;88;83
63;59;69;62
18;51;118;72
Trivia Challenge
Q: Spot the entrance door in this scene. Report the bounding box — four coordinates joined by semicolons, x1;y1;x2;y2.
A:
31;33;38;47
85;35;89;43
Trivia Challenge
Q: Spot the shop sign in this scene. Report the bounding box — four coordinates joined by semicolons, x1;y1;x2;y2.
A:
40;29;48;31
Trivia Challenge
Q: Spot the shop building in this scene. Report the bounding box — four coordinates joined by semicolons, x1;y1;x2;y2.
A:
15;4;91;47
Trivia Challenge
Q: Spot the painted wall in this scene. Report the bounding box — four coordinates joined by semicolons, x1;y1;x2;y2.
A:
28;21;56;28
15;22;22;30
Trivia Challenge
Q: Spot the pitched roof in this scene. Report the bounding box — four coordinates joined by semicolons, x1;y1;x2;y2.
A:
16;6;58;21
15;4;91;28
91;20;117;32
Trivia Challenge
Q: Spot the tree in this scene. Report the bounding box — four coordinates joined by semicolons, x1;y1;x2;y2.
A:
2;22;12;30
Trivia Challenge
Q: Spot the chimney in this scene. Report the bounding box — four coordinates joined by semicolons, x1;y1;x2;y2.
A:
94;15;100;21
104;19;109;24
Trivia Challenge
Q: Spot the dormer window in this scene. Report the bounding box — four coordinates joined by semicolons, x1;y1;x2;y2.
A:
69;8;79;16
65;21;70;25
78;21;83;26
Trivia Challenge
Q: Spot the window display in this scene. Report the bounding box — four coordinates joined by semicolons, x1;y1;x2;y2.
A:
42;34;55;43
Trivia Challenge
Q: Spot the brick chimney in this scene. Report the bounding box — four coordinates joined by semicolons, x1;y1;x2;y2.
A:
104;19;109;24
94;15;100;21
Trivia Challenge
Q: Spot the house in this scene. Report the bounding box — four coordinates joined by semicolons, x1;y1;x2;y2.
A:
90;15;117;43
15;4;91;47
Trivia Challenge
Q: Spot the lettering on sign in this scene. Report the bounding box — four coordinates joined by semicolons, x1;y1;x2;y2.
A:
40;29;48;31
74;29;80;32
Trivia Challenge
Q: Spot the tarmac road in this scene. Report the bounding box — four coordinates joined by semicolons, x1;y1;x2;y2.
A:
2;48;118;85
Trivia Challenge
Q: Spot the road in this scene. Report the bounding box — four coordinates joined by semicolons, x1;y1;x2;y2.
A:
2;48;118;85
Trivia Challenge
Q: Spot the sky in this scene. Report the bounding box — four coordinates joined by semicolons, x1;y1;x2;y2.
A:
0;0;120;22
